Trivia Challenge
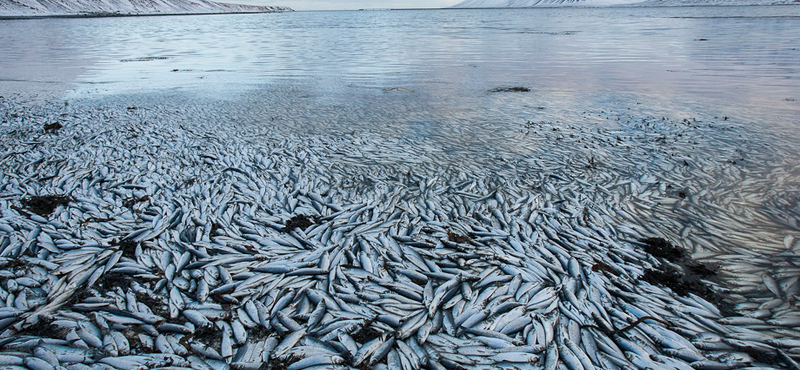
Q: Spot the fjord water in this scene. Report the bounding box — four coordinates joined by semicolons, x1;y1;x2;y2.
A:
2;7;798;107
2;7;800;298
2;7;799;144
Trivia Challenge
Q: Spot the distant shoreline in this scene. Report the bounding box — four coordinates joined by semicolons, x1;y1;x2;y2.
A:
0;8;291;20
444;2;798;9
2;2;796;18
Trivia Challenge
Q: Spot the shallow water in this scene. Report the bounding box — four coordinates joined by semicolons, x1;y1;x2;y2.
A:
2;7;799;151
2;6;800;302
2;7;799;115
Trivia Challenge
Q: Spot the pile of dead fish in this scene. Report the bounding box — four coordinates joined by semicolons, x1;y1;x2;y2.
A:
0;95;798;370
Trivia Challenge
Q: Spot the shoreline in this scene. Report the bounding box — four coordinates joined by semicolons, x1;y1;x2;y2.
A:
0;8;292;20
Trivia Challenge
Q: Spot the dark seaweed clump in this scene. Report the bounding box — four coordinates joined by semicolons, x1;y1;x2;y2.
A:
640;237;684;262
136;291;169;319
112;238;140;259
489;86;531;93
95;270;133;291
591;262;618;275
259;355;299;370
21;195;72;216
43;121;62;132
638;237;725;310
16;317;66;339
248;325;273;342
447;232;471;243
642;267;707;297
352;324;382;344
183;325;222;348
284;214;316;232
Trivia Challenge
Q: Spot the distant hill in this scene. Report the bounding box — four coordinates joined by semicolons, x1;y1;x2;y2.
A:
0;0;292;17
452;0;796;7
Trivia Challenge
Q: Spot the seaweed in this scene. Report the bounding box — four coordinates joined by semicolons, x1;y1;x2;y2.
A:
591;262;618;275
210;222;224;236
21;194;72;216
259;355;299;370
585;156;598;169
284;214;316;232
183;325;221;348
447;232;471;243
639;237;684;262
16;316;66;339
686;261;719;278
642;267;698;297
123;326;151;353
488;86;530;93
123;195;150;208
638;237;728;313
43;121;62;133
112;238;139;259
66;288;95;308
248;324;273;342
95;270;133;291
136;291;169;319
352;324;382;344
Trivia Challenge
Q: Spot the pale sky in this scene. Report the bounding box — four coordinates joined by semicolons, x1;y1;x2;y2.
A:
232;0;463;11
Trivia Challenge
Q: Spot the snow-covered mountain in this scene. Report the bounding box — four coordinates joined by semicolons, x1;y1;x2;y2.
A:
0;0;291;17
452;0;795;6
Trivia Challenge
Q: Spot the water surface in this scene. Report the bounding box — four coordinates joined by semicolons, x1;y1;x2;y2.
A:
2;7;799;119
2;6;800;296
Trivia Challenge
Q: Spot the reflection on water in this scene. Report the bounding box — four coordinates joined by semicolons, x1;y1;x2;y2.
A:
1;7;799;119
